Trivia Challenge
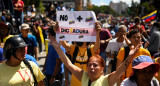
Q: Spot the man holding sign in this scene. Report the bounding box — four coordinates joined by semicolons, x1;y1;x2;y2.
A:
55;11;101;86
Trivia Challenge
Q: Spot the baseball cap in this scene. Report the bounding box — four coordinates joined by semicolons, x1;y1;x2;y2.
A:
132;55;159;72
21;23;30;30
0;22;8;29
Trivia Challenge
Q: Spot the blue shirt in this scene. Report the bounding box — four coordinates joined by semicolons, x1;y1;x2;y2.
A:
45;44;66;75
25;54;38;66
0;48;3;61
19;34;38;56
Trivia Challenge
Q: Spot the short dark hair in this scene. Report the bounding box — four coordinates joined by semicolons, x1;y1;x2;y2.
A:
47;26;56;36
134;17;141;23
127;29;140;38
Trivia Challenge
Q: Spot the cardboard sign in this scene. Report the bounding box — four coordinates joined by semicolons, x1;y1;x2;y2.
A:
56;11;97;42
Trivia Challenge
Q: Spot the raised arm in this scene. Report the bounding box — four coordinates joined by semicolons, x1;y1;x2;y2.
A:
59;41;71;52
108;42;142;86
49;35;83;81
93;22;101;53
52;22;72;52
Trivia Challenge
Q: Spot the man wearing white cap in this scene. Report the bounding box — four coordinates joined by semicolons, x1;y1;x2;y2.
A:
19;23;38;60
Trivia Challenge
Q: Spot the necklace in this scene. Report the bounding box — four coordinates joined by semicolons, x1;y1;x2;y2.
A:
79;49;87;59
78;49;87;69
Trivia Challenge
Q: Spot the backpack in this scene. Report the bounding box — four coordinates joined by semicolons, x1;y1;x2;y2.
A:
111;46;130;72
72;46;92;64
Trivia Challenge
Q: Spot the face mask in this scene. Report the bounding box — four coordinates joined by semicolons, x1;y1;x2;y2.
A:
75;42;84;46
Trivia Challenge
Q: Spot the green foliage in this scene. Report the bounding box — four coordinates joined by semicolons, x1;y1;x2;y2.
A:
23;0;41;8
23;0;45;13
37;1;45;13
142;3;156;14
88;5;120;17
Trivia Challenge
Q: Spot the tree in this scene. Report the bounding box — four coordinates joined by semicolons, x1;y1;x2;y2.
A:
88;5;120;17
23;0;45;13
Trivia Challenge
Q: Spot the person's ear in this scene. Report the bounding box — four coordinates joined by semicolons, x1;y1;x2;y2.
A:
101;67;104;73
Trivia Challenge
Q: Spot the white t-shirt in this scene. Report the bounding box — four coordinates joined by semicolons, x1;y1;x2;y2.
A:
105;38;126;55
121;77;159;86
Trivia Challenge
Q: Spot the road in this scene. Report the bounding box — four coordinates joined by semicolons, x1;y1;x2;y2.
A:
37;44;46;70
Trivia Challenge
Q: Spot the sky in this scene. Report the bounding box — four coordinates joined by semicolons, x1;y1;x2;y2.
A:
92;0;140;7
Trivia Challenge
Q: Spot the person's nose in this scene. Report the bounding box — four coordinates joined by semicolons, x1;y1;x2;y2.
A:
90;65;94;69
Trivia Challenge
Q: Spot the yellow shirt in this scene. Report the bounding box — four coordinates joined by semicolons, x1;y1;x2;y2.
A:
117;47;151;80
0;61;45;86
68;44;95;86
154;58;160;82
37;26;44;43
0;35;14;43
81;71;109;86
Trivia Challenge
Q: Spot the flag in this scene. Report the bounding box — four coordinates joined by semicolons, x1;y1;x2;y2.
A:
142;10;157;22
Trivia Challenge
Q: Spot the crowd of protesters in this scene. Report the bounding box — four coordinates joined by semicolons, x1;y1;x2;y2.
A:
0;0;160;86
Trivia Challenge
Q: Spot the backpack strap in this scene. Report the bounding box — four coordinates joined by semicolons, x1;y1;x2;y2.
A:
87;47;92;61
72;46;79;64
123;45;130;78
23;59;37;86
123;46;130;61
73;46;92;64
152;77;158;86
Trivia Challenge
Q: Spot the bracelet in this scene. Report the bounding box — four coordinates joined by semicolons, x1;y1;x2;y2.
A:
125;60;131;66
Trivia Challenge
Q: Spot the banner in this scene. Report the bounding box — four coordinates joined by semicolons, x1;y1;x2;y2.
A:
56;11;97;42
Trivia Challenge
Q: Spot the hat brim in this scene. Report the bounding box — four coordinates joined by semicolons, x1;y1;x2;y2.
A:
132;62;160;72
22;27;30;30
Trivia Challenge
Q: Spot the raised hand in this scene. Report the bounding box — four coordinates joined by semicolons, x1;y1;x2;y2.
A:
49;35;60;49
95;22;101;33
128;42;143;58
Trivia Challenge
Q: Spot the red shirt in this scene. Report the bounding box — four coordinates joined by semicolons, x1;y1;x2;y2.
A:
13;0;24;12
99;28;112;52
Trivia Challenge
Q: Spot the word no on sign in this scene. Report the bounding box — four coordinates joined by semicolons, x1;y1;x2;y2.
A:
56;11;97;42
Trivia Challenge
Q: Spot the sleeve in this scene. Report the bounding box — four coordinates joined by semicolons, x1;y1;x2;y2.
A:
32;35;38;47
81;71;89;86
148;33;156;48
29;61;45;82
61;46;66;54
90;45;96;55
105;42;111;52
117;47;125;62
145;49;151;57
141;25;145;31
0;48;3;61
120;78;132;86
107;30;112;38
21;1;24;6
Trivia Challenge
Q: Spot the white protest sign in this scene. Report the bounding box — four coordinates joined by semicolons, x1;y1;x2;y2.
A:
56;11;97;42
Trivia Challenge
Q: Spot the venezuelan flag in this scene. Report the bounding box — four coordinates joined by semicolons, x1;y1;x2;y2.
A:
142;10;157;22
85;17;93;22
69;21;75;24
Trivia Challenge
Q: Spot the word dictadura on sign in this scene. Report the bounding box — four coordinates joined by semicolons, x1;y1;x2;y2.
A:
61;28;89;34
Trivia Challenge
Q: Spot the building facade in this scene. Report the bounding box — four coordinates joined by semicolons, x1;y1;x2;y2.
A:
109;1;128;14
